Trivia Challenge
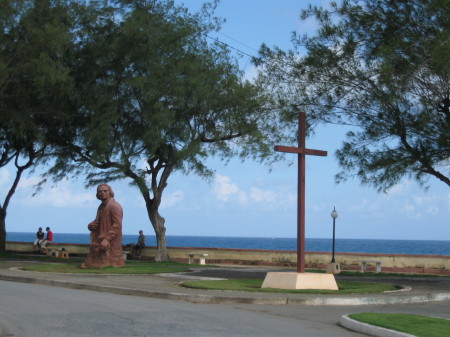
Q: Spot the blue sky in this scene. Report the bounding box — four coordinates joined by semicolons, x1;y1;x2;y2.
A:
2;0;449;241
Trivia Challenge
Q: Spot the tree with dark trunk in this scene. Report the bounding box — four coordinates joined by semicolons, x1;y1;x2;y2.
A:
0;0;76;252
0;150;36;253
48;0;286;261
255;0;450;191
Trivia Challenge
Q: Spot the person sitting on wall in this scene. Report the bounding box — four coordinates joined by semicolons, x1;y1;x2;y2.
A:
40;227;53;253
33;227;45;251
133;230;145;259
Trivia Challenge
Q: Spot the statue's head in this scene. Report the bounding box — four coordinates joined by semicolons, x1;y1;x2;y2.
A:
96;184;115;200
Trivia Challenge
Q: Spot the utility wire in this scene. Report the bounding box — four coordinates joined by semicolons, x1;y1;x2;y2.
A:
216;31;260;53
206;34;257;60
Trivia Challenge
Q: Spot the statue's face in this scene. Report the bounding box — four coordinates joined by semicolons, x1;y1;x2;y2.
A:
97;186;111;201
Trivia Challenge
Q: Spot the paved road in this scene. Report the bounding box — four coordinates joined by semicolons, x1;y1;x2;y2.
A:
1;260;450;336
2;280;450;337
0;280;365;337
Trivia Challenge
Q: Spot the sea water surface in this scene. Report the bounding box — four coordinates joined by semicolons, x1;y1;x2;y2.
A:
7;232;450;255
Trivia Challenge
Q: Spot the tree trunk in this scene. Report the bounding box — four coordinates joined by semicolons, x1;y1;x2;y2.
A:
148;206;169;261
0;208;6;253
135;160;173;262
0;153;35;253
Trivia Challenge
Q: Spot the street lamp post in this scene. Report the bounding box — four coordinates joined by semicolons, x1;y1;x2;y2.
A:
331;207;338;263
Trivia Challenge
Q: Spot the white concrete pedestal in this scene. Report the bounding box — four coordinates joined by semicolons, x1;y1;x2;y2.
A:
261;272;338;290
326;262;341;274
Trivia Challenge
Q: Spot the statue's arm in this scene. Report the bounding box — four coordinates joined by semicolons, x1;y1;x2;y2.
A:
103;202;123;242
88;209;100;231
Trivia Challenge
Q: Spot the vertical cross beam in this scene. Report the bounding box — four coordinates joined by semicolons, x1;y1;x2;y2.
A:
298;112;306;273
274;112;327;273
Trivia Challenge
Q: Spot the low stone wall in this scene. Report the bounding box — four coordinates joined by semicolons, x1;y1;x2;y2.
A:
6;241;450;275
6;241;91;255
163;247;450;275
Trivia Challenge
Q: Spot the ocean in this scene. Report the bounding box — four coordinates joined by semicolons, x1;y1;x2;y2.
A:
6;232;450;255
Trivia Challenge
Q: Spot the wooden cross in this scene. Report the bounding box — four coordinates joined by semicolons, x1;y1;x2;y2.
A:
275;111;327;273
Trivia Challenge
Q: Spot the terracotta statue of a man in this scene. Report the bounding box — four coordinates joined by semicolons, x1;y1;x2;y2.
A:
81;184;124;268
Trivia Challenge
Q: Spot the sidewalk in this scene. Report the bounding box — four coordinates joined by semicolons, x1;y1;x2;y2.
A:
1;259;449;306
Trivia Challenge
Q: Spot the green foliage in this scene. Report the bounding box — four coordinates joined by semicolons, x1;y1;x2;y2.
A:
40;0;286;261
182;278;398;294
0;0;82;251
43;0;270;182
53;0;279;186
349;313;450;337
256;0;450;191
0;0;75;149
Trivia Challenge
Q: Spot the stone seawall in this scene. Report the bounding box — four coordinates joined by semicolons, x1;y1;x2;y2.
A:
6;241;450;275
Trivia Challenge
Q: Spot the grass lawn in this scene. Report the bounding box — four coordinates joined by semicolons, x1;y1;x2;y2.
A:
338;270;449;278
350;313;450;337
10;255;399;294
22;260;194;274
2;253;444;294
307;269;450;278
19;260;400;293
0;252;202;274
182;278;398;294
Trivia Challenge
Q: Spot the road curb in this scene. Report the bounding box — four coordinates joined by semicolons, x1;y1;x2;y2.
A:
2;273;450;306
288;292;450;306
0;274;287;305
340;315;415;337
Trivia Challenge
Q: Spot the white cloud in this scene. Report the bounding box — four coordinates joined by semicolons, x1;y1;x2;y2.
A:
19;179;95;208
236;191;249;205
372;179;450;220
0;168;9;186
243;65;259;82
0;167;94;208
426;205;439;215
384;181;412;198
250;187;277;204
213;174;279;206
344;197;386;219
309;202;327;213
213;174;241;202
212;174;294;209
161;190;184;209
413;195;433;205
347;198;371;213
402;203;421;218
18;176;41;188
286;193;297;208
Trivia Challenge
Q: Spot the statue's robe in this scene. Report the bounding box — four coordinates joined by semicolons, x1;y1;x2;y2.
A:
82;197;124;268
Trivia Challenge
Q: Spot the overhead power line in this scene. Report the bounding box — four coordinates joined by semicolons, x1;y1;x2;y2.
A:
206;34;257;60
216;31;260;53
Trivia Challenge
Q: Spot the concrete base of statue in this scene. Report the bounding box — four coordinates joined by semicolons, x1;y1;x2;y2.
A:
261;272;338;290
326;262;341;274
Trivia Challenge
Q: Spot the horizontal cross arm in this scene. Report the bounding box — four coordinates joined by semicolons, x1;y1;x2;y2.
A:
274;145;327;157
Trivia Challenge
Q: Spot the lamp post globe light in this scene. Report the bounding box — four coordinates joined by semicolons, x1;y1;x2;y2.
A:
331;207;338;263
